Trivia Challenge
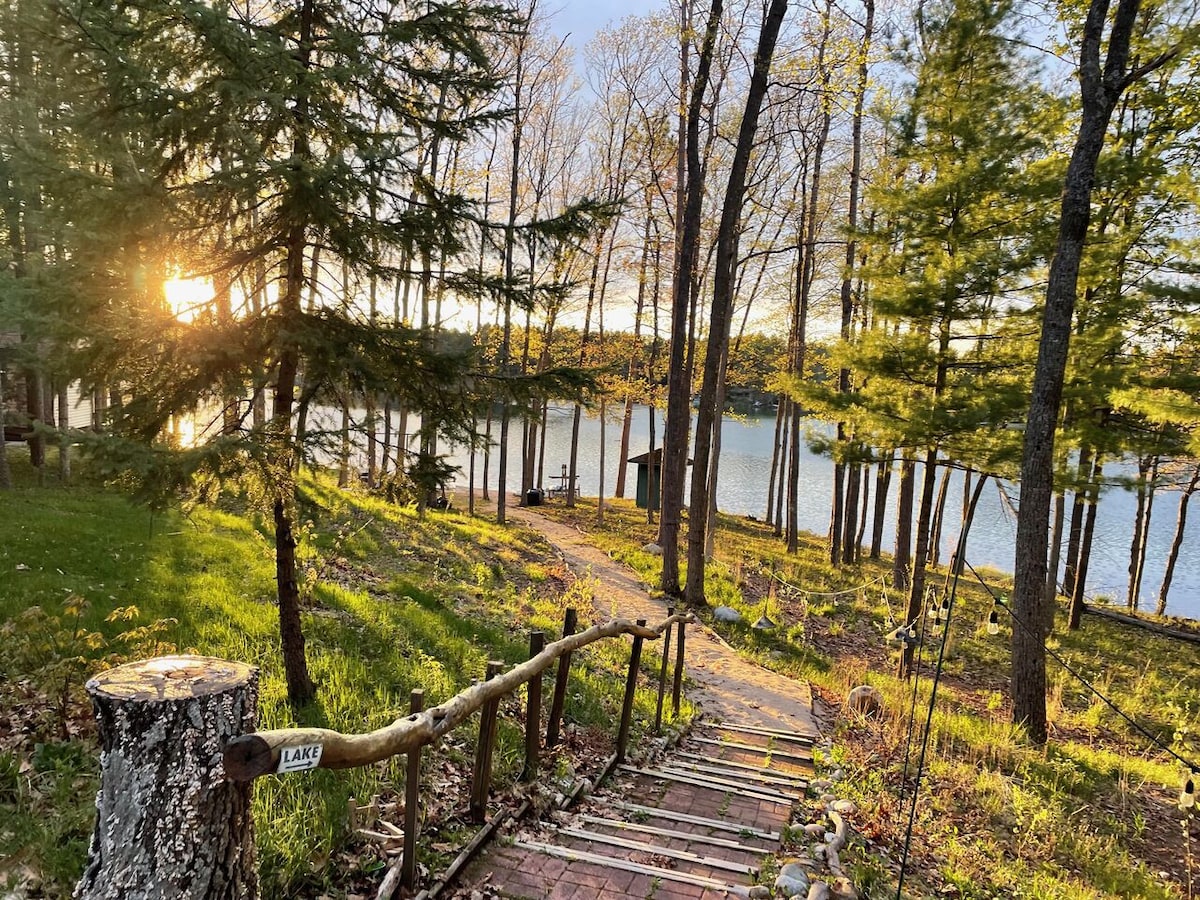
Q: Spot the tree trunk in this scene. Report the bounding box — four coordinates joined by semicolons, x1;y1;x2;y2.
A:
899;450;938;678
841;457;861;565
685;0;787;606
1010;0;1151;743
854;463;870;559
1062;444;1092;598
57;381;70;483
1130;453;1158;609
928;463;952;568
0;367;9;489
274;496;314;703
775;403;789;537
765;398;785;525
75;656;259;900
1157;464;1200;615
871;451;893;558
1045;490;1066;635
1068;456;1103;630
893;451;916;590
659;0;717;598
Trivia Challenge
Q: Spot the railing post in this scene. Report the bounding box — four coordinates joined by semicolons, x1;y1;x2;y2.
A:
654;607;675;734
546;608;577;748
521;630;545;782
672;614;686;717
469;660;503;824
400;688;424;891
615;619;645;763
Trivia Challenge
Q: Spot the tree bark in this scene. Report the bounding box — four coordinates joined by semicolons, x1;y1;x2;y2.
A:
899;450;938;677
893;451;915;590
1010;0;1153;743
57;381;70;483
1129;453;1158;609
1067;455;1103;629
928;463;952;569
659;0;717;598
1157;464;1200;616
1063;444;1092;598
685;0;789;605
0;367;10;489
1045;489;1066;635
76;656;259;900
870;451;893;558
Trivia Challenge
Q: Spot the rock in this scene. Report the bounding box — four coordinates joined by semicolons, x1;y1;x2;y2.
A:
810;778;831;791
845;684;884;717
714;605;743;623
808;882;832;900
642;542;663;556
826;846;842;872
820;792;837;804
832;876;858;899
830;769;845;781
832;799;856;816
775;861;811;896
748;887;772;899
804;823;826;837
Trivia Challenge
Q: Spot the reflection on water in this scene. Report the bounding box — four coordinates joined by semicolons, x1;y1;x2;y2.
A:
340;403;1200;621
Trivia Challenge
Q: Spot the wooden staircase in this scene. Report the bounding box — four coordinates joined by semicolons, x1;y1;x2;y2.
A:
476;722;815;898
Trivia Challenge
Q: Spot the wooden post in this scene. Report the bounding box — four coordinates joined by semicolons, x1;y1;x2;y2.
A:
654;606;675;734
75;656;259;900
545;608;577;748
521;631;545;782
469;661;503;823
400;689;424;891
615;619;645;763
672;615;686;716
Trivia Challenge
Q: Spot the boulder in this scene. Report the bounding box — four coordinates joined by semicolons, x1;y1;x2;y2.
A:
642;543;663;556
845;684;884;718
774;861;811;897
714;605;743;624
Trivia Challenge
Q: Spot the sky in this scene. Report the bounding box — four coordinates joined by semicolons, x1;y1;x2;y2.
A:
548;0;648;48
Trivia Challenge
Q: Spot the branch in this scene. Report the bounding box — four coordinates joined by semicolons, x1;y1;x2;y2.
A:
222;613;694;781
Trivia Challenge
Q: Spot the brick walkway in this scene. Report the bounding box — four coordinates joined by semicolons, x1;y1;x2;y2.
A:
453;500;822;899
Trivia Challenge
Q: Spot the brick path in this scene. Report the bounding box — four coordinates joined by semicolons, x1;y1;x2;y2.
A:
454;500;821;899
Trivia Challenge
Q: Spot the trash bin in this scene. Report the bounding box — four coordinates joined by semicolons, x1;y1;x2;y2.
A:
526;488;544;506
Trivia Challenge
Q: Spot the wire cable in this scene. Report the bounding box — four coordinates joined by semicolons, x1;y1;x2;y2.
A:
963;560;1200;774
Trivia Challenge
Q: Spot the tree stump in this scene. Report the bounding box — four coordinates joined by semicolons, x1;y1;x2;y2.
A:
75;655;259;900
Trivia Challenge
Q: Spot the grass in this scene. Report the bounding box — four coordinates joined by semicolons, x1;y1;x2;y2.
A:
0;449;691;898
540;496;1200;899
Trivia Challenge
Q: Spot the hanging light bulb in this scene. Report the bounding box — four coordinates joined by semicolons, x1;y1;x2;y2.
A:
1182;772;1196;810
987;609;1000;635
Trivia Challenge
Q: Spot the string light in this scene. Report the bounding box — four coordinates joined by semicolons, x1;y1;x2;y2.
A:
1182;771;1196;811
987;608;1000;635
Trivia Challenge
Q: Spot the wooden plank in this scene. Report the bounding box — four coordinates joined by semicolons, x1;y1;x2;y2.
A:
575;815;772;853
608;801;780;841
666;758;808;789
554;827;757;876
655;766;798;802
514;840;751;896
674;751;810;783
713;722;818;744
619;765;795;804
691;736;813;764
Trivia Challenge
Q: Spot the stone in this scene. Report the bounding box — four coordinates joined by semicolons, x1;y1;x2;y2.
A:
808;882;832;900
642;542;663;555
820;793;837;804
748;887;772;899
774;862;810;896
832;876;858;899
845;684;884;717
832;799;856;816
714;605;743;623
804;823;826;837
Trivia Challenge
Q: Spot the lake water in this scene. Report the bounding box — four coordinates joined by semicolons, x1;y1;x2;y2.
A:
368;404;1199;622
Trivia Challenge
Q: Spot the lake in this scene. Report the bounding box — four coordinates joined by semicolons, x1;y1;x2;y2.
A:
365;403;1200;622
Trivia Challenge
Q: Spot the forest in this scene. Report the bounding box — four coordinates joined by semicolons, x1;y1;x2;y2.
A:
0;0;1198;748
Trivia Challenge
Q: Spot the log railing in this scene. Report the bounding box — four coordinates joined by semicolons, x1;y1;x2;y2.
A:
224;609;693;896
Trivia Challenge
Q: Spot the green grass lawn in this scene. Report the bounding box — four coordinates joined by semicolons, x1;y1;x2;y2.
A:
541;497;1200;899
0;451;688;898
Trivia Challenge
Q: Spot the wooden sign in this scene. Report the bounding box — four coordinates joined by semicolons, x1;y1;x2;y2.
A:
277;744;323;774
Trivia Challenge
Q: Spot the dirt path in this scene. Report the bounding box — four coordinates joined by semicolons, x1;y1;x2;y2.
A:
496;500;819;738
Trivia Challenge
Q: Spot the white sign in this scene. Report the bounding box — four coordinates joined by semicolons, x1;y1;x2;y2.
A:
277;744;323;774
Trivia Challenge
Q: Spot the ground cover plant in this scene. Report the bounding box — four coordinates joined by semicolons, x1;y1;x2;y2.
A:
0;451;689;898
540;497;1200;899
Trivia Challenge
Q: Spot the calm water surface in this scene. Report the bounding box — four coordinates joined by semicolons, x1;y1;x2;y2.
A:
382;404;1200;621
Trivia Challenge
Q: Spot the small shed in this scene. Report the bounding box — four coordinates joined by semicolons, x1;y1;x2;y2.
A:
626;448;688;511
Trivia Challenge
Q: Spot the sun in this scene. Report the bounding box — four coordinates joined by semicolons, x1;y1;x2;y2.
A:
162;276;214;322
